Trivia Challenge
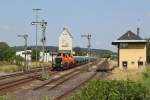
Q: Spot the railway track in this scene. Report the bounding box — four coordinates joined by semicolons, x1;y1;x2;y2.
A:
33;68;81;91
0;74;40;92
48;71;81;91
0;60;101;99
0;70;58;94
53;60;109;100
29;60;102;100
32;61;97;91
0;67;51;80
0;61;95;95
32;60;99;91
54;72;97;100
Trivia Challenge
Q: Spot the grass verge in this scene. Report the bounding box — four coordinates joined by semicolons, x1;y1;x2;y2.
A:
0;61;51;73
69;80;150;100
141;67;150;91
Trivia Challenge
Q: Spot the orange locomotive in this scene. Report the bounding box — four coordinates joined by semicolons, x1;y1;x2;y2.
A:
52;52;96;71
61;53;75;66
52;52;75;70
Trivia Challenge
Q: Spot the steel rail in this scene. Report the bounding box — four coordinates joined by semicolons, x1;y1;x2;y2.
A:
54;72;97;100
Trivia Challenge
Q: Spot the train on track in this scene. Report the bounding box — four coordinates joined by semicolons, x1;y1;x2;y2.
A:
52;52;96;71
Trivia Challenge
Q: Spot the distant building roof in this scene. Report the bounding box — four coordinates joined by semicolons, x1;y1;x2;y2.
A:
112;30;147;45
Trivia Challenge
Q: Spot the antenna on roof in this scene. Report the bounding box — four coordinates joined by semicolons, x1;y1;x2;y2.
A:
137;27;140;36
137;19;140;36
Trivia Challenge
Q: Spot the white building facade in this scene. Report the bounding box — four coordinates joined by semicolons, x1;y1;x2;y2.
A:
39;52;56;62
16;50;32;61
59;27;73;53
16;50;56;62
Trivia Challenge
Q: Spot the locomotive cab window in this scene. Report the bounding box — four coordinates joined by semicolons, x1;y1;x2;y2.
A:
57;53;61;56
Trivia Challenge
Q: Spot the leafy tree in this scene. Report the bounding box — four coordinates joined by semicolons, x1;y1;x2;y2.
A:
73;47;86;56
31;48;40;61
0;42;15;62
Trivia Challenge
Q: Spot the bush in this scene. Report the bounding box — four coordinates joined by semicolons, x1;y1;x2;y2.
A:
141;68;150;91
31;48;40;61
14;55;24;67
70;80;150;100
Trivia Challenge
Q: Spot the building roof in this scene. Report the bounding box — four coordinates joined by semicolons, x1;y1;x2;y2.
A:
112;30;147;45
62;27;73;38
117;31;143;40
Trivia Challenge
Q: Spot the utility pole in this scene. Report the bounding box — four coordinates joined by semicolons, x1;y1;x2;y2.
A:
81;34;92;63
32;8;41;67
18;34;28;72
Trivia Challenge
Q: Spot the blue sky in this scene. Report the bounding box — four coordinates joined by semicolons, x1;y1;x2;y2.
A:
0;0;150;51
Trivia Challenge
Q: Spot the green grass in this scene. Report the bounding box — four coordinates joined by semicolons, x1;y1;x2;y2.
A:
69;80;150;100
141;68;150;91
0;95;16;100
70;68;150;100
0;61;51;73
0;64;19;73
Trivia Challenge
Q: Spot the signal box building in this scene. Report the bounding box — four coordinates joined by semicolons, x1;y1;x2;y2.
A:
112;30;147;69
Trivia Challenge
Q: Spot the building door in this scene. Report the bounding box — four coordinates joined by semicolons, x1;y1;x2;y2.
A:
138;61;143;67
122;61;127;69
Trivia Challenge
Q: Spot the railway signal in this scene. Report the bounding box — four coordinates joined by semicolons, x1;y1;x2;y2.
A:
81;34;92;63
32;20;48;80
40;20;49;80
17;34;28;72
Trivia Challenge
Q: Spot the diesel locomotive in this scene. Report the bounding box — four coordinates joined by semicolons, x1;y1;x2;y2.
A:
52;52;96;70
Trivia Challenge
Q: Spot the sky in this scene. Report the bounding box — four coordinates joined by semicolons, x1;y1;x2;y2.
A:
0;0;150;52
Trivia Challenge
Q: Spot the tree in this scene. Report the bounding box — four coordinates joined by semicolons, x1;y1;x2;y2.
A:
31;48;40;61
73;47;86;56
0;42;16;62
14;55;24;66
146;38;150;63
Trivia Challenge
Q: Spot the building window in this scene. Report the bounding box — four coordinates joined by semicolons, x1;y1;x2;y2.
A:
122;61;127;68
119;43;128;48
131;61;135;64
138;61;143;67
